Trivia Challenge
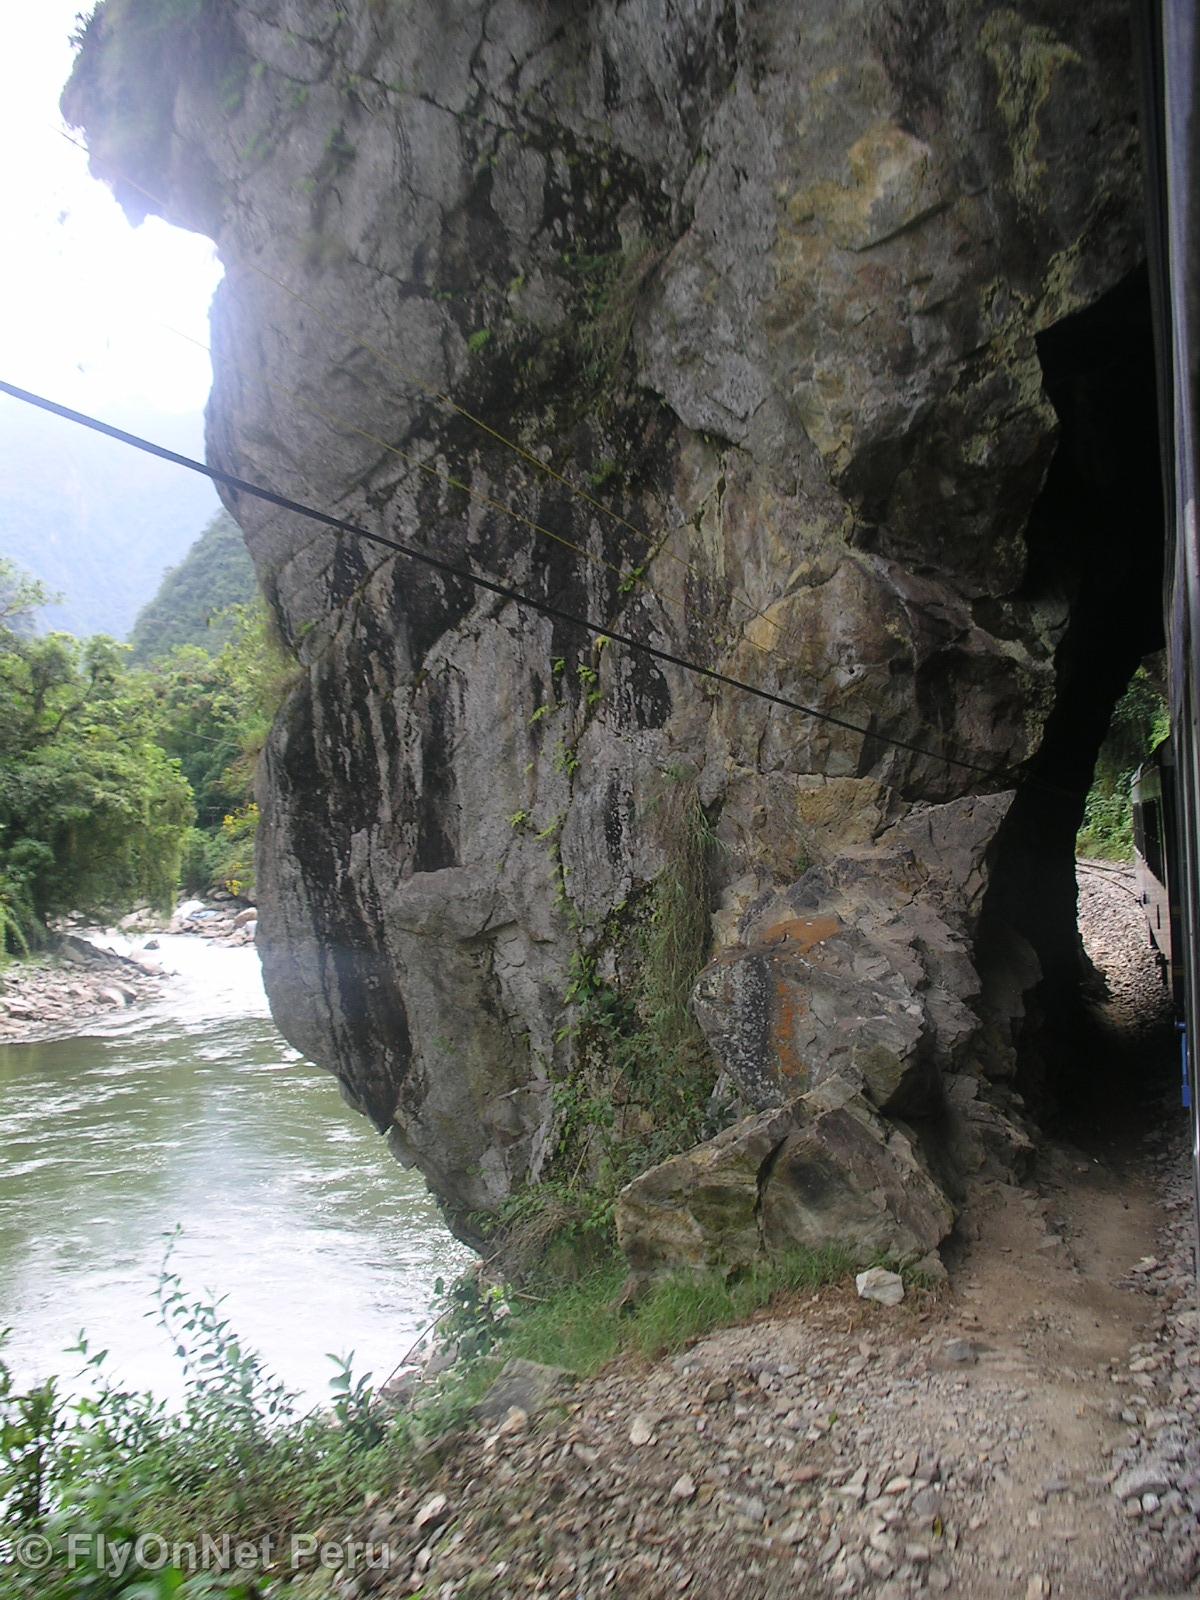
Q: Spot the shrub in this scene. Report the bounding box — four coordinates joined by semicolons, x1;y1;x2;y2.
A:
0;1246;412;1598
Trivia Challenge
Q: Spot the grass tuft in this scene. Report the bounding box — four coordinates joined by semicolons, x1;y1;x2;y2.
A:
479;1244;856;1377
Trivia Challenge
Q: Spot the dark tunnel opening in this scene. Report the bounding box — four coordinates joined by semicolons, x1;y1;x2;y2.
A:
976;264;1174;1132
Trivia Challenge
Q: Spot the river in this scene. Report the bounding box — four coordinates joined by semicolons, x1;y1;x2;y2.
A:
0;935;469;1404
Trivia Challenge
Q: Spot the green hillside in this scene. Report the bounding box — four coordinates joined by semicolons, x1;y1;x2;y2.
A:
129;510;257;661
0;395;219;639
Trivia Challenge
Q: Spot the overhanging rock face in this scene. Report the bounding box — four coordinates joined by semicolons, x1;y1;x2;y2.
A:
65;0;1143;1248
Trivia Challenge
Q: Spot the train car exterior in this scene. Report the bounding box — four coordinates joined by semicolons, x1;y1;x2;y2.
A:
1138;0;1200;1256
1132;741;1177;992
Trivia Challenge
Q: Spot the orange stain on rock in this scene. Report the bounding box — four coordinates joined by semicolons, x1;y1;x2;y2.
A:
772;975;809;1082
760;914;842;954
763;916;840;1087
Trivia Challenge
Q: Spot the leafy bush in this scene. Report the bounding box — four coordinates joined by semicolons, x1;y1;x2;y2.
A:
0;1244;413;1599
1077;663;1170;861
1077;783;1135;861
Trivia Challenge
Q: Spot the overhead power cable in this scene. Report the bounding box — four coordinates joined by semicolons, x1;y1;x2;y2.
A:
162;321;736;666
55;123;881;675
0;377;1016;783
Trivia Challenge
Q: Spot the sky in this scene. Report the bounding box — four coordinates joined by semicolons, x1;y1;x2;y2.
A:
0;1;223;418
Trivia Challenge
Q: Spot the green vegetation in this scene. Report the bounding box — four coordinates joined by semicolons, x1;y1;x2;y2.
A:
501;229;665;429
129;512;256;663
0;1261;421;1599
1077;664;1170;860
0;562;192;951
457;1245;856;1377
489;767;719;1277
571;242;660;389
0;1241;854;1599
574;770;716;1159
122;518;286;899
147;597;295;896
0;538;288;952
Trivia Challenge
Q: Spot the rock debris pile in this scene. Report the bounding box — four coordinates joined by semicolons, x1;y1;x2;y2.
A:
0;934;163;1039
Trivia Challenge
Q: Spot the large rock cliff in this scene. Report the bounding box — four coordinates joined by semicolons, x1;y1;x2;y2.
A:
66;0;1159;1256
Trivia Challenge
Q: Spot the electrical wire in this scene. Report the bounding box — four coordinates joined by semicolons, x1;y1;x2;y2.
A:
162;320;816;700
0;377;1019;783
57;122;947;677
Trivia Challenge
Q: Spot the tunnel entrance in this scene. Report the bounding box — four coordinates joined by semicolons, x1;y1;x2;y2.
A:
977;264;1176;1135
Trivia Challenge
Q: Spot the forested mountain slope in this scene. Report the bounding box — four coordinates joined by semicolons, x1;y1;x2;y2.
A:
129;509;256;661
0;395;218;639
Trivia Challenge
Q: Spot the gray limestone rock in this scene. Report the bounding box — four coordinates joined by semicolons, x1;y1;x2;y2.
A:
615;1075;953;1280
693;795;1009;1117
475;1358;574;1422
64;0;1145;1242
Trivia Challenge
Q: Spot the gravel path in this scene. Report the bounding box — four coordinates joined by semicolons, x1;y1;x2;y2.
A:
324;864;1200;1600
1076;858;1175;1031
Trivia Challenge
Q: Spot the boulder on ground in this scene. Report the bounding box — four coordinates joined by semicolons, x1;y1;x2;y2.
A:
615;1074;953;1283
474;1358;574;1422
616;1106;797;1277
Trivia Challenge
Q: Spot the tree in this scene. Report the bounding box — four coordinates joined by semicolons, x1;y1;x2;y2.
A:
0;564;193;949
147;600;296;896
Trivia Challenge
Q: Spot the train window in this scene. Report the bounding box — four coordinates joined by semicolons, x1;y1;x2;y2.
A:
1143;797;1165;882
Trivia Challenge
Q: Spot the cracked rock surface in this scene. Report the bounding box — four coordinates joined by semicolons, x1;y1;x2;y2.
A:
66;0;1149;1238
311;863;1199;1600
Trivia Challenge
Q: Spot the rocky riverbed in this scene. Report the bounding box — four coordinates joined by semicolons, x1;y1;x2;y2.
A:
318;863;1199;1600
0;899;257;1042
0;935;165;1040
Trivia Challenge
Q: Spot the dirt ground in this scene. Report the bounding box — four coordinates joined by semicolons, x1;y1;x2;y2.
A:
334;866;1200;1600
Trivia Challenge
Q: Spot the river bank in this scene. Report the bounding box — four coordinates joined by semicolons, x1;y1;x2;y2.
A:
0;898;256;1043
0;931;468;1406
0;935;165;1040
